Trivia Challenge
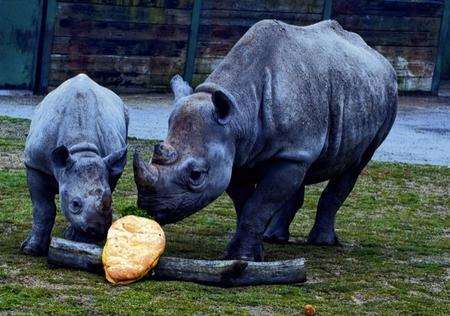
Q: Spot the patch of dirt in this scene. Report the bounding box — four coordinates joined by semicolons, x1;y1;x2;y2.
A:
0;222;21;236
0;119;29;140
444;229;450;239
351;292;365;305
0;151;23;170
57;293;95;306
307;274;326;284
409;256;450;266
404;181;449;197
17;275;98;291
247;305;276;316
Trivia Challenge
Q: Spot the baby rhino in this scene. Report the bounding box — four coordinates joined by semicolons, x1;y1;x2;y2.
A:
22;74;128;256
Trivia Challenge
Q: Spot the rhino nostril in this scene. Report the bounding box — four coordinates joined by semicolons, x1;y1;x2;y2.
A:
154;143;163;155
100;196;112;213
102;189;111;199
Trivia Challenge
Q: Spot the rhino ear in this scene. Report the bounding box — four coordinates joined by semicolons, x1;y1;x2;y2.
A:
212;90;233;125
104;146;128;177
170;74;193;101
51;146;74;169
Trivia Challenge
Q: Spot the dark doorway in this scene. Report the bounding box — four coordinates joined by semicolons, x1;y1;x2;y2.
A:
439;18;450;97
0;0;45;92
438;2;450;96
440;23;450;80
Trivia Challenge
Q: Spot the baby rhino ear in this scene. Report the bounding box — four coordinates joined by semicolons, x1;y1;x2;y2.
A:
104;146;128;177
51;145;74;169
170;74;193;101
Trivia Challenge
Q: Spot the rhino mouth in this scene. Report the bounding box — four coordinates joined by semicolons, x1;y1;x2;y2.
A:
151;210;193;225
137;190;203;224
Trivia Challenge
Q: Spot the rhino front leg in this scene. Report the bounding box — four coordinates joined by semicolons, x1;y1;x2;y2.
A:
226;168;256;225
224;161;308;261
263;186;305;244
21;167;57;256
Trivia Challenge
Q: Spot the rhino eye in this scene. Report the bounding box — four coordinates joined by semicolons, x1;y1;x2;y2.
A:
190;170;202;181
70;197;83;214
187;169;206;192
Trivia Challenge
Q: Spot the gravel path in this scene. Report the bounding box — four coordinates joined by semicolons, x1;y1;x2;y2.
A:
0;94;449;166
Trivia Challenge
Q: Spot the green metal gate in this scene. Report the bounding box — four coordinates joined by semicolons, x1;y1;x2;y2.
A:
441;24;450;81
0;0;56;93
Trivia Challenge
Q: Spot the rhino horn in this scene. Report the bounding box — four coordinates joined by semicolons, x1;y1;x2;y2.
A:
152;142;178;165
133;151;158;188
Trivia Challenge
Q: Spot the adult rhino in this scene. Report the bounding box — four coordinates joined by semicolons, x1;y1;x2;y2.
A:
22;74;128;255
134;20;397;261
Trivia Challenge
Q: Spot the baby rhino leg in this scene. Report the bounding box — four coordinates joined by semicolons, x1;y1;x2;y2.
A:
21;168;57;256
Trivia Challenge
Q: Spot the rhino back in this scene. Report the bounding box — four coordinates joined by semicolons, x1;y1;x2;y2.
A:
198;20;397;174
24;74;128;174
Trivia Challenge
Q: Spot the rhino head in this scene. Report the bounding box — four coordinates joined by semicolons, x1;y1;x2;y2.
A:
52;143;127;240
133;75;236;224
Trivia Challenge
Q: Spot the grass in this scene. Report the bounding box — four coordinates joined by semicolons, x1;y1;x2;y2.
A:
0;115;449;315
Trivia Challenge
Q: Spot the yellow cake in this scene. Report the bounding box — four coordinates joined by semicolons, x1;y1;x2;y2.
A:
102;215;165;284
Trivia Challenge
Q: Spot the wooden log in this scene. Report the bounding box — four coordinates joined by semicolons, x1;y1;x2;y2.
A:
50;55;185;75
52;36;188;57
48;237;104;273
333;14;441;33
57;0;194;10
199;10;322;28
48;70;175;93
54;20;190;42
57;3;192;25
200;0;324;14
48;237;307;287
332;0;444;18
351;30;439;47
373;46;437;62
396;76;433;92
48;84;169;94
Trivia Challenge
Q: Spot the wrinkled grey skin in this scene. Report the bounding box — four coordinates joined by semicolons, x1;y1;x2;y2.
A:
22;74;128;256
134;20;397;261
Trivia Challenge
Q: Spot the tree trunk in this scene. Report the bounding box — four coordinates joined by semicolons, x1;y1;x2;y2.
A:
48;237;306;287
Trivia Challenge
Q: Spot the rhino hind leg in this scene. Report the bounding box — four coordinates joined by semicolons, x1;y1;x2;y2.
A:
21;168;57;256
307;172;357;246
307;142;379;246
263;186;305;244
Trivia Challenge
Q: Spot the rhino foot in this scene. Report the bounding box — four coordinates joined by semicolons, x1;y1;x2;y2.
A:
224;236;264;261
262;229;290;244
307;228;341;246
20;234;50;256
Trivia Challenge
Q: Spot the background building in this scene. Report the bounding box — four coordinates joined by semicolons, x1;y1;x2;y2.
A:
0;0;449;94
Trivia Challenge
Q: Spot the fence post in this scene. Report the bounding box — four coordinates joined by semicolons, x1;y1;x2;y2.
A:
322;0;333;20
431;0;450;94
184;0;202;85
35;0;57;94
